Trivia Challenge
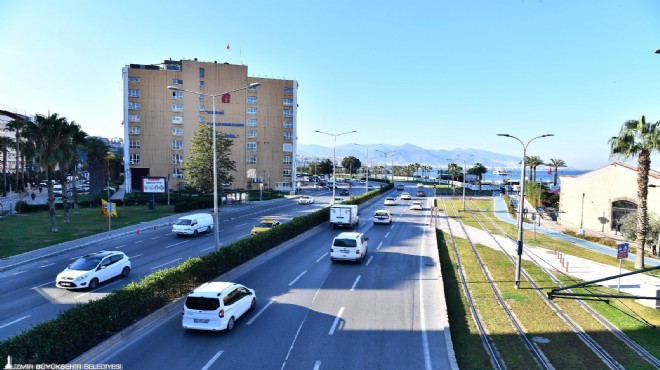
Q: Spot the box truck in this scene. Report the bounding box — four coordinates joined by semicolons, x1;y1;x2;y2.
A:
330;204;359;228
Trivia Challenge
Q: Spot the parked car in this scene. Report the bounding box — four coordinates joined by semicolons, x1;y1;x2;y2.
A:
298;195;315;204
250;219;281;236
401;192;412;200
410;201;423;210
56;251;131;289
182;282;256;331
330;232;369;262
373;209;393;224
384;197;396;206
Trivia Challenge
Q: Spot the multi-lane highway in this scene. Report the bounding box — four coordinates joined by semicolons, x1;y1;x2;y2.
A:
1;183;455;369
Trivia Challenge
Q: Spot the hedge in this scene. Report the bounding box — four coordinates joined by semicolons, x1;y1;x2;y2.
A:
0;185;388;367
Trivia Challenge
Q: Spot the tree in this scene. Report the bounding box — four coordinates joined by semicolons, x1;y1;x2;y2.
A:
0;136;13;197
619;211;660;250
83;137;111;199
468;163;488;189
609;115;660;268
546;158;567;186
341;156;361;176
58;121;87;220
526;155;544;182
24;113;69;232
317;159;334;176
183;124;236;193
5;119;29;192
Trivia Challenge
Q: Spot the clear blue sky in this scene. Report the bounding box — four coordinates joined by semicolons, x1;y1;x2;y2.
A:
2;1;660;169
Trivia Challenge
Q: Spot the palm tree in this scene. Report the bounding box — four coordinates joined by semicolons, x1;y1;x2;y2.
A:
0;136;13;197
609;115;660;268
24;113;69;232
547;158;567;186
57;121;87;221
468;163;488;190
526;156;544;182
83;137;111;199
5;118;28;192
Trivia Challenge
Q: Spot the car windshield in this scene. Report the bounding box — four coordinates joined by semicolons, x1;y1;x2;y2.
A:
334;239;357;248
185;296;221;311
69;257;102;271
256;222;274;227
175;219;192;226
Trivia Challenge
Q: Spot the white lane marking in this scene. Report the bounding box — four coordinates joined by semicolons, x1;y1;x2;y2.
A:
115;245;126;249
0;315;31;329
247;299;276;325
150;236;160;240
350;275;361;291
420;254;431;369
316;252;328;263
377;241;383;250
201;350;224;370
30;281;55;290
236;223;248;227
130;254;143;259
201;246;214;252
313;361;322;370
288;270;307;286
150;258;181;270
10;271;26;276
135;240;144;244
365;256;374;266
328;307;345;335
165;240;190;249
40;263;55;268
385;232;390;238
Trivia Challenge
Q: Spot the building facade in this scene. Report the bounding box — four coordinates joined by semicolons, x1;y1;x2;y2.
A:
122;59;297;194
558;162;660;234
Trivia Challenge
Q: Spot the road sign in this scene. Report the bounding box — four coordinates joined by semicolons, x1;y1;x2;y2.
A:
617;242;629;259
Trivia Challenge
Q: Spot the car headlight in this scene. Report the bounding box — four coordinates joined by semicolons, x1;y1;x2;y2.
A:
75;273;89;282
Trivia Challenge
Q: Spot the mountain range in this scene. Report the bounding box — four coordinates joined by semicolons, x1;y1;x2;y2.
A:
296;143;523;169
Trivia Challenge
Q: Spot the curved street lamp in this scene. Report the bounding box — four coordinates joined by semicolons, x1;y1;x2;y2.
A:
376;150;398;185
497;133;554;288
167;82;261;252
354;143;381;193
315;130;357;204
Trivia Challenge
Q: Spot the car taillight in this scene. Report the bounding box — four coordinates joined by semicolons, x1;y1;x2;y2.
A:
356;250;361;255
219;309;224;318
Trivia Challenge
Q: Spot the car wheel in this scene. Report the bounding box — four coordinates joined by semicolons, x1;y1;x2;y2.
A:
121;266;131;277
207;226;213;233
193;230;198;237
250;298;256;311
226;317;235;331
89;278;99;289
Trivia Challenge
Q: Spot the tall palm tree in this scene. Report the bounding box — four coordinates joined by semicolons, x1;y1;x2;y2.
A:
547;158;567;186
468;163;488;190
0;136;13;197
5;119;28;192
609;115;660;268
57;121;87;221
526;156;544;182
83;137;110;199
24;113;69;232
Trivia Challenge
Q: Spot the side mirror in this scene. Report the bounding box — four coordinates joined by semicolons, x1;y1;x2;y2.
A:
364;236;370;241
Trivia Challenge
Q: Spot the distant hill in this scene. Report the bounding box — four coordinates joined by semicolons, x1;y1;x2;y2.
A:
296;143;523;169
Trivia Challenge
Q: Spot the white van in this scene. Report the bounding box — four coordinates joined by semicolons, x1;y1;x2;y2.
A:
172;213;214;236
182;282;256;331
330;204;359;228
330;232;369;262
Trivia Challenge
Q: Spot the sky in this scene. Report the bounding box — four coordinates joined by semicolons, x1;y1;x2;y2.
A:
2;1;660;170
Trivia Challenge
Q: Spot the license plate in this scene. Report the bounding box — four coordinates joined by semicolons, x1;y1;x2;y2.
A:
340;249;349;253
60;282;72;287
194;319;209;323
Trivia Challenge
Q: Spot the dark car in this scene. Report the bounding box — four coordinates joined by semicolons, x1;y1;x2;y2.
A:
416;190;425;197
339;189;350;196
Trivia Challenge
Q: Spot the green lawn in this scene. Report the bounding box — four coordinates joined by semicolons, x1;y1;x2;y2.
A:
0;205;177;258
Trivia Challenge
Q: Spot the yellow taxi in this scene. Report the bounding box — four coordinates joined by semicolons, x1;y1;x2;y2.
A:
250;219;281;236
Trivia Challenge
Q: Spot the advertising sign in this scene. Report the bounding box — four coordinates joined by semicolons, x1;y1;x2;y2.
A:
142;177;166;194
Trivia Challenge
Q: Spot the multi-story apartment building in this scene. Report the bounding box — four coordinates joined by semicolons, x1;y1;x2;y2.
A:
122;59;297;194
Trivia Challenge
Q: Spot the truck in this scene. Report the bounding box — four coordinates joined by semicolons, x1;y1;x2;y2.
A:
172;213;214;237
330;204;359;229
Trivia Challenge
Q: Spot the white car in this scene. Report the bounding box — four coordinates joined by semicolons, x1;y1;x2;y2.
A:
298;195;315;204
417;183;424;188
400;192;412;200
56;251;131;289
373;210;393;224
383;197;396;206
410;201;423;210
333;197;345;204
182;282;256;331
330;232;369;262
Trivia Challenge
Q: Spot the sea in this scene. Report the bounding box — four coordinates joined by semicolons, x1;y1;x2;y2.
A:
428;168;590;186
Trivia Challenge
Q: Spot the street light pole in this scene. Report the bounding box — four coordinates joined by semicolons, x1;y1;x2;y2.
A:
497;133;554;288
315;130;357;204
168;82;261;252
457;154;473;210
579;192;585;234
355;143;380;193
376;150;398;184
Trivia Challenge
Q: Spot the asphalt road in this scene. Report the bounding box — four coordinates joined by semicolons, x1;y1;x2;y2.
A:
90;184;453;370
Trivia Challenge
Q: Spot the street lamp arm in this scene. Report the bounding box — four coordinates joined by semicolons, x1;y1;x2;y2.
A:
167;82;260;97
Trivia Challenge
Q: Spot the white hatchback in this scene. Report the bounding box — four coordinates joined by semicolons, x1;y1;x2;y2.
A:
330;232;369;262
373;210;393;224
383;197;396;206
410;201;423;211
182;282;256;332
400;192;412;200
298;195;315;204
56;251;131;289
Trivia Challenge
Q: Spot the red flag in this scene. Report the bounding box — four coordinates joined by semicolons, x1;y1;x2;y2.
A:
226;43;230;50
547;168;552;174
221;93;231;103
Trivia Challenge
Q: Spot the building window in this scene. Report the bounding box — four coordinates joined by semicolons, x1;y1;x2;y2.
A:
283;169;292;178
283;143;293;152
283;109;293;117
283;120;293;128
128;101;141;110
199;116;205;123
172;153;184;164
166;64;181;71
283;98;293;106
172;91;183;100
128;76;140;83
172;128;183;136
173;167;184;178
247;155;257;165
199;80;205;89
199;67;205;78
199;94;205;101
247;130;257;138
283;131;293;140
284;87;293;93
129;153;141;164
129;139;140;149
283;156;292;165
172;115;183;124
199;104;205;112
172;79;183;85
172;104;183;112
128;126;140;135
247;142;257;151
247;96;257;104
128;114;140;123
128;89;140;98
247;107;257;115
247;119;257;127
172;140;183;150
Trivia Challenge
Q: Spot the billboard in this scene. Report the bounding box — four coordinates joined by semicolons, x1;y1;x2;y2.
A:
142;177;166;193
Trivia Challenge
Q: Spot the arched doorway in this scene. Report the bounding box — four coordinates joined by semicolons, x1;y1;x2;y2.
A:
611;199;636;230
